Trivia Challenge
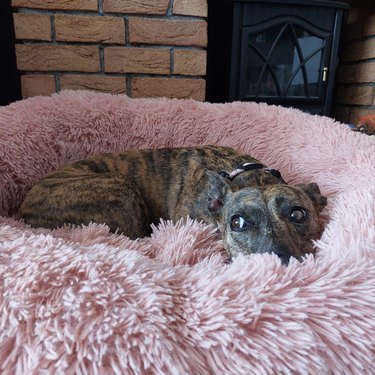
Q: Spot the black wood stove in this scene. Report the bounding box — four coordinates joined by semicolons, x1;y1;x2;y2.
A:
207;0;349;116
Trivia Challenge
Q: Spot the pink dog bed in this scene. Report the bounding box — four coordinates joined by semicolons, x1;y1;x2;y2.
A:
0;90;374;374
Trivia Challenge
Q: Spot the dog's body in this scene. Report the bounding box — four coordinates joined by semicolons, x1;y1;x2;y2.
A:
19;146;327;262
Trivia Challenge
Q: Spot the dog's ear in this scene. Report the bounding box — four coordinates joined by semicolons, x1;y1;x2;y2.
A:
297;182;327;213
206;170;231;213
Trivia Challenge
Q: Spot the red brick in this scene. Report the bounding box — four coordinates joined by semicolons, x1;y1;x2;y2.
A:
131;77;205;100
21;75;56;98
16;44;100;72
55;15;125;44
337;65;357;83
173;49;206;76
60;75;126;94
129;17;207;47
173;0;208;17
356;61;375;82
338;62;375;83
13;13;51;41
105;47;170;74
103;0;169;15
336;85;374;106
12;0;97;11
363;13;375;37
341;38;375;62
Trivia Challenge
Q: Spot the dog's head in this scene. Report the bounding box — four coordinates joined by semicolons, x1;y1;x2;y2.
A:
206;171;327;263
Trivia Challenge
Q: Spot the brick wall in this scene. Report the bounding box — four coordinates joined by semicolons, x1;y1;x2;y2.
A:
12;0;208;100
333;5;375;124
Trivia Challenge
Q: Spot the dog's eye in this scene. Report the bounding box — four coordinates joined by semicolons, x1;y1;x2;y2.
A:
230;215;248;231
289;207;307;222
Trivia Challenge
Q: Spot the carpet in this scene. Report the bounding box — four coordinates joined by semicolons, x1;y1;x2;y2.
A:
0;90;374;374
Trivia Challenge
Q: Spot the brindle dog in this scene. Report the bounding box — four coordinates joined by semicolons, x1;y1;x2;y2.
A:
19;146;327;262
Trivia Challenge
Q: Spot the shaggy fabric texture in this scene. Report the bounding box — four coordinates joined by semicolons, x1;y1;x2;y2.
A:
0;90;374;374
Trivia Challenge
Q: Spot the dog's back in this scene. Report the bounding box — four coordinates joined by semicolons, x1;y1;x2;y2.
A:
19;146;265;236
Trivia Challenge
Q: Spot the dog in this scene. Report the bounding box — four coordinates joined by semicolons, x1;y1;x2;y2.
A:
19;145;327;263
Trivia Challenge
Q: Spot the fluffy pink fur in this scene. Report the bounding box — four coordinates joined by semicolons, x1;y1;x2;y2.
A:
0;90;374;374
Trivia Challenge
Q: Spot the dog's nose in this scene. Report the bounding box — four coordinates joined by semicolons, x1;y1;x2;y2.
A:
272;246;292;265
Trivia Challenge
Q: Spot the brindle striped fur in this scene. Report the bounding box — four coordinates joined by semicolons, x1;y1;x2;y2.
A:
19;146;327;262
